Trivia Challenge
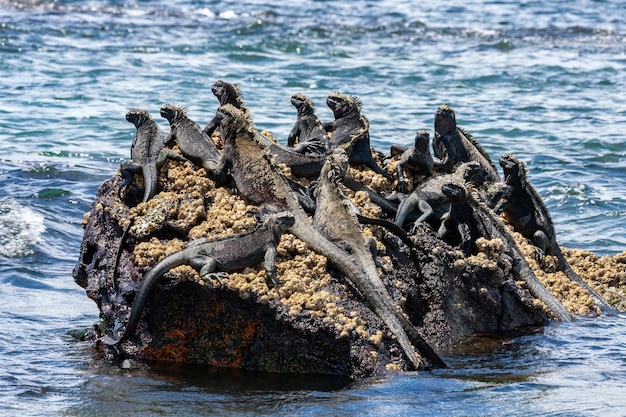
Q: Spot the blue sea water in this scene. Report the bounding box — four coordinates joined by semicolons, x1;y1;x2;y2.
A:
1;1;625;415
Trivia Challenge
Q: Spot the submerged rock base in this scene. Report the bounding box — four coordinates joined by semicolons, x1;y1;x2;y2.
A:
74;157;623;378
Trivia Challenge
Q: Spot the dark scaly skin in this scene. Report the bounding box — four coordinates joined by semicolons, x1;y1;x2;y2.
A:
311;150;446;369
394;162;488;232
101;207;296;346
498;153;615;314
287;93;329;155
433;104;500;182
119;109;187;203
438;183;481;256
160;104;221;175
324;92;392;180
443;183;573;321
214;104;443;370
396;129;434;194
202;80;248;137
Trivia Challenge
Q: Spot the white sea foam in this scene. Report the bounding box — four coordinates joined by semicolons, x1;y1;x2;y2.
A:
0;198;46;258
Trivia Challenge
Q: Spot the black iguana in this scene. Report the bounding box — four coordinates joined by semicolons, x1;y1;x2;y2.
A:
395;129;434;194
324;92;392;180
214;104;445;369
160;104;221;175
101;206;296;346
202;79;248;137
433;104;500;182
439;182;573;321
287;93;329;155
497;153;615;314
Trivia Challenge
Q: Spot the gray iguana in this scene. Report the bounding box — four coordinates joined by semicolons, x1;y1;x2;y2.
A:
202;80;248;137
101;206;296;346
324;92;392;180
394;161;489;232
311;149;446;369
497;153;615;314
213;104;445;369
119;108;187;203
287;93;329;155
160;104;221;175
433;104;500;182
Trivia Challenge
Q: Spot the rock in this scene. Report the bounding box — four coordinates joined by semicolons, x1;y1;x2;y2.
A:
74;158;593;378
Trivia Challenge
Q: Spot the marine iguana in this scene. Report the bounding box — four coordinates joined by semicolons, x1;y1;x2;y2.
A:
311;149;446;369
439;182;573;321
202;79;248;137
433;104;500;182
394;161;489;232
119;108;188;203
160;104;221;175
497;153;615;314
395;129;434;194
201;80;327;179
437;183;482;256
324;92;392;180
101;206;296;346
214;104;445;369
286;93;329;155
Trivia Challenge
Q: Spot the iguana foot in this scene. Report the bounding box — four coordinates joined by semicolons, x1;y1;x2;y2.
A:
201;272;227;287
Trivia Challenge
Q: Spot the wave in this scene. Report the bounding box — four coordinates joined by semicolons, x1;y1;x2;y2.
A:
0;198;45;258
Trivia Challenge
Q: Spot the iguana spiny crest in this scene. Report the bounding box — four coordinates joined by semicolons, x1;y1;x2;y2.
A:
291;93;316;115
159;104;189;123
125;108;153;128
216;104;257;142
212;79;246;109
326;92;362;119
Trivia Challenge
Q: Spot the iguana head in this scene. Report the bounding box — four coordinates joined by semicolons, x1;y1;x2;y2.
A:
414;129;430;153
216;104;255;142
499;153;525;182
258;204;296;232
160;104;187;124
434;103;457;134
212;80;244;108
459;161;488;185
291;93;315;115
326;92;362;119
441;183;467;203
125;109;153;128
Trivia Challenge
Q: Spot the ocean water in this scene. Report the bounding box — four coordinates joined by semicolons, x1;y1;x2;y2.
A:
1;1;625;415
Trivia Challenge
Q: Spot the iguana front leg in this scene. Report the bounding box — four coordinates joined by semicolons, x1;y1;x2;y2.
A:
155;148;189;169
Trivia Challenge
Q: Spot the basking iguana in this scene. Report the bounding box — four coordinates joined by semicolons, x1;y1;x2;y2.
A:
324;92;392;180
202;79;248;137
439;182;573;321
286;93;329;155
394;162;489;232
160;104;221;175
395;129;434;194
497;153;615;314
311;149;446;369
118;108;188;203
214;104;445;369
101;206;296;346
433;104;500;182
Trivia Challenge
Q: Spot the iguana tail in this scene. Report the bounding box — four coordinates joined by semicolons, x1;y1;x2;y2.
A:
102;249;192;345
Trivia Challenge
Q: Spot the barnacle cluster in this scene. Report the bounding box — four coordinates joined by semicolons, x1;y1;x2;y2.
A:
123;158;380;342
